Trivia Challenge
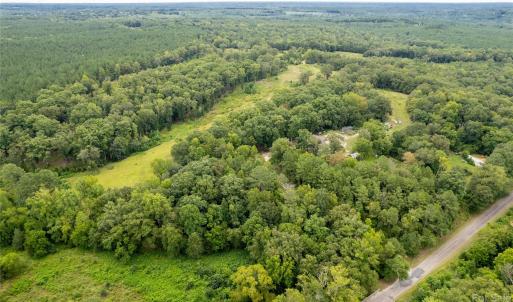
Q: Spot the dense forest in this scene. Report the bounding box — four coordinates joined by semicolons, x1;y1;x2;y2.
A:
0;45;286;170
0;6;202;100
1;3;512;302
2;3;513;101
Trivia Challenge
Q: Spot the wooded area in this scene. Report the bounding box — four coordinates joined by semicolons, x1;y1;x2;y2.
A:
1;3;512;302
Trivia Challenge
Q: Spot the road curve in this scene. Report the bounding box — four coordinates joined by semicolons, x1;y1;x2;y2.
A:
364;190;513;302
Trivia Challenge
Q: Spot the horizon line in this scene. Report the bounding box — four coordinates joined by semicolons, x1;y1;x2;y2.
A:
2;1;513;4
0;0;513;5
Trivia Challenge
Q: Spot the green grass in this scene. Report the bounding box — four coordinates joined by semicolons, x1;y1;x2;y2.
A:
446;154;478;174
378;89;411;132
341;133;360;154
67;64;319;188
0;248;249;302
334;51;365;59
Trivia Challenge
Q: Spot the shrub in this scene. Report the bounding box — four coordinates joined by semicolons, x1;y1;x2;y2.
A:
0;252;27;280
24;230;53;258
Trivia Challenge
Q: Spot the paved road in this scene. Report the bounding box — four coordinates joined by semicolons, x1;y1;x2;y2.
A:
364;190;513;302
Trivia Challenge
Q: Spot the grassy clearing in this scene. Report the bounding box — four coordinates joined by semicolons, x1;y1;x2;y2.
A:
378;90;411;132
68;64;319;188
0;248;249;302
334;51;364;59
446;154;478;174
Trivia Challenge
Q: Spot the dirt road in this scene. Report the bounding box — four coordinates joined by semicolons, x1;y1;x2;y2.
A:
364;190;513;302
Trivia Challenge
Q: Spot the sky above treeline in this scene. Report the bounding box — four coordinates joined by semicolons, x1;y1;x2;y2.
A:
2;0;513;3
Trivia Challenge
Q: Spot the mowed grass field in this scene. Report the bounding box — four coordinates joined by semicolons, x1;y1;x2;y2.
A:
0;248;249;302
378;90;411;132
68;64;320;188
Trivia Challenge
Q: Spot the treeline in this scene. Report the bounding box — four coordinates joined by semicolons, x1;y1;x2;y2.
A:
92;44;209;84
364;46;513;63
3;4;512;101
203;20;513;65
0;46;286;171
0;12;204;100
410;210;513;301
202;20;378;54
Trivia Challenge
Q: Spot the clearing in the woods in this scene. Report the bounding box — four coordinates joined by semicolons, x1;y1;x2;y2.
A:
379;90;411;132
68;64;319;188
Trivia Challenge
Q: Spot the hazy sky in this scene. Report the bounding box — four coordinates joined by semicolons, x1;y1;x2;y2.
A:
2;0;513;3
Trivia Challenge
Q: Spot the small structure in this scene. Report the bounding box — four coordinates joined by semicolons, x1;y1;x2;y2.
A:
282;182;296;190
350;152;360;159
262;152;271;162
468;154;486;167
313;134;329;145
